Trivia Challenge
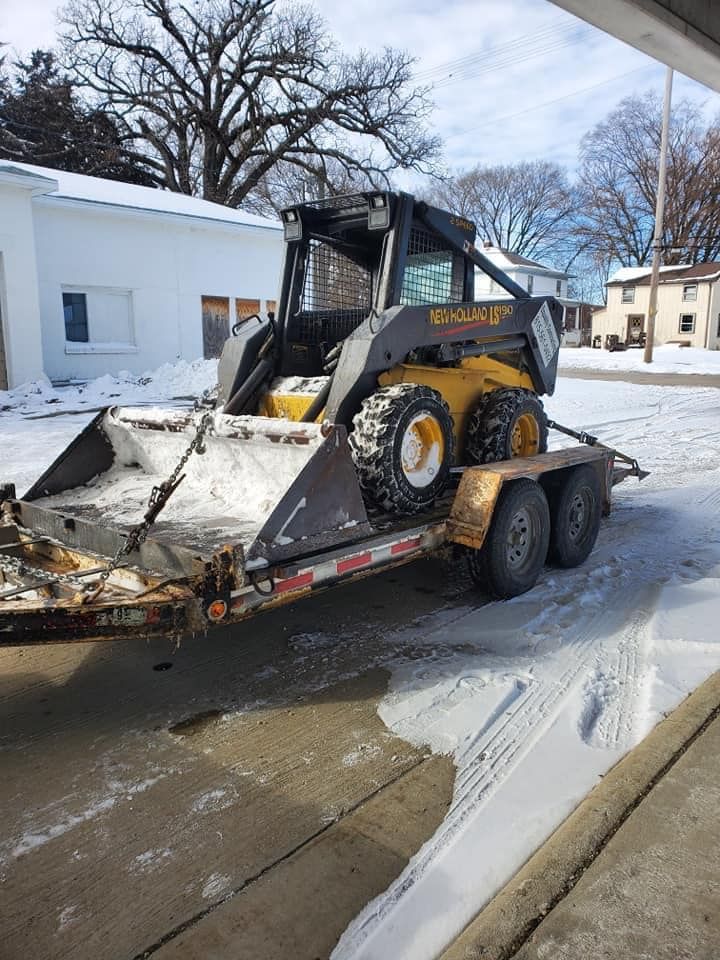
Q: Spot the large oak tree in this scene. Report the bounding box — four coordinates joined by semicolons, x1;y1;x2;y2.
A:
60;0;439;206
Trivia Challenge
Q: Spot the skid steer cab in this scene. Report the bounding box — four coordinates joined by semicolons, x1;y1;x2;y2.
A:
1;191;651;646
217;190;563;517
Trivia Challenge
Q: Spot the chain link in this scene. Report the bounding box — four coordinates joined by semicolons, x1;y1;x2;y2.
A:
83;403;216;601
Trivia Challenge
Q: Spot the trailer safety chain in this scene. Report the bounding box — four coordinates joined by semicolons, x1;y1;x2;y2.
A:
81;407;216;604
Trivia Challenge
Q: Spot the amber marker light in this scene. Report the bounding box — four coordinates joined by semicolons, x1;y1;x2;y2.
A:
207;600;228;621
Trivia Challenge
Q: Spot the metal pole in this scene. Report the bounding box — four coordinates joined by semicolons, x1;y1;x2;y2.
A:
644;66;674;363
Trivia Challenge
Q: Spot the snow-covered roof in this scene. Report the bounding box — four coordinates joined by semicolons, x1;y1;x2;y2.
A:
477;243;568;279
608;267;652;283
0;161;281;232
608;263;720;285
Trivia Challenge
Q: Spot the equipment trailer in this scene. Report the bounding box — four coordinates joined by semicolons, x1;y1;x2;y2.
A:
0;438;643;646
0;191;646;645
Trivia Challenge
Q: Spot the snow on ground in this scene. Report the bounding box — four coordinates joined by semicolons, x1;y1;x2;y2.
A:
3;360;720;959
0;359;217;495
559;344;720;374
333;377;720;960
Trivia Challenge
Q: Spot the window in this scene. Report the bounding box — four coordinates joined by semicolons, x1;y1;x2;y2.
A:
400;227;464;306
63;292;89;342
62;287;134;352
556;279;562;296
679;313;696;334
527;275;534;294
621;286;635;303
682;283;697;302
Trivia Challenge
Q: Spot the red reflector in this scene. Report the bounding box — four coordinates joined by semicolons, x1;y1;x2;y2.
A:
275;572;314;594
337;552;372;575
391;537;422;556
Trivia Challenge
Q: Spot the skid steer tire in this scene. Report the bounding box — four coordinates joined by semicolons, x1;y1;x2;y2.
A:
546;463;602;568
468;478;550;599
349;384;454;515
466;388;548;464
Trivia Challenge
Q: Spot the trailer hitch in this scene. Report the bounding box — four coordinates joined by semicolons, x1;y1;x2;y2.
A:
547;419;649;481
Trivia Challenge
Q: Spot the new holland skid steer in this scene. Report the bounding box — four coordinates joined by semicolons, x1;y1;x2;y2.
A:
218;190;561;514
0;191;647;644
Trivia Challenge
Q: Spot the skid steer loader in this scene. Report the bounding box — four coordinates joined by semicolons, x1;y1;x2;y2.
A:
20;191;563;568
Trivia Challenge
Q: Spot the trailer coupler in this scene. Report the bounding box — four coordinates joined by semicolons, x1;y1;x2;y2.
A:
547;419;649;481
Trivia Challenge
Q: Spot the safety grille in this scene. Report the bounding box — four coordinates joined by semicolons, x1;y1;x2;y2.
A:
300;193;369;212
400;227;465;306
294;241;372;344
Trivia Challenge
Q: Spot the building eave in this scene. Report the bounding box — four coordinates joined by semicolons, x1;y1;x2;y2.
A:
0;166;59;196
32;193;282;236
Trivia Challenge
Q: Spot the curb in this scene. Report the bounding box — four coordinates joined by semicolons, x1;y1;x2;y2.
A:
440;670;720;960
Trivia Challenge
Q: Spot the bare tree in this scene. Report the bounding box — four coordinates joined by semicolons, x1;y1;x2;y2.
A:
60;0;439;207
242;155;382;218
425;160;577;263
577;92;720;266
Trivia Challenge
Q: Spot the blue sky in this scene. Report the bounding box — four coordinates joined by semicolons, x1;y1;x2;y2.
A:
3;0;719;184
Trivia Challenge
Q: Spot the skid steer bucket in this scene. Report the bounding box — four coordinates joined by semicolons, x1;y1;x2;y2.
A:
24;407;371;566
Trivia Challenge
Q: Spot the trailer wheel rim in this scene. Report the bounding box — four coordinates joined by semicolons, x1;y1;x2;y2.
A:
401;413;445;489
511;413;540;458
505;507;532;569
568;490;589;541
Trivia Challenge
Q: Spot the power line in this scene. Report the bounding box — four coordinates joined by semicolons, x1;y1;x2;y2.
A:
432;27;594;90
412;18;573;82
444;64;657;141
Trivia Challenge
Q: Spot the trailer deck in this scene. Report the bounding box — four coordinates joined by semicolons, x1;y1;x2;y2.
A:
0;442;634;646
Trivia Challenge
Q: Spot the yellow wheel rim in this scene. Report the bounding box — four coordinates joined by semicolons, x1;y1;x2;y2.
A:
401;413;445;488
510;413;540;458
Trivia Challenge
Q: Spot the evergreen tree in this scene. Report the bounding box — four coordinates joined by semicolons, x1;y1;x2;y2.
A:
0;50;156;184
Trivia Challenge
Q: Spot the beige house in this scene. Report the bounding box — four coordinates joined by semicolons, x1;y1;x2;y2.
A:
592;263;720;349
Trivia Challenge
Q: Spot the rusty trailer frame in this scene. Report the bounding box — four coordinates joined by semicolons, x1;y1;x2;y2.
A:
0;445;622;646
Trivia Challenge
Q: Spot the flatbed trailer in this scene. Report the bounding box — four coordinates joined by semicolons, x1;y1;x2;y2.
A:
0;437;640;647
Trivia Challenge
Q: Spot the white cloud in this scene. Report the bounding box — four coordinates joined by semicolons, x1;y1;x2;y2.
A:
2;0;719;183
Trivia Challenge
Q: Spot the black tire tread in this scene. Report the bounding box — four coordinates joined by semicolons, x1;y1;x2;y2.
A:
349;383;454;515
547;463;602;568
468;477;550;599
466;388;548;464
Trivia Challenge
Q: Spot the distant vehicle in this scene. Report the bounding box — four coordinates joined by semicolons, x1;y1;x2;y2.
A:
561;329;582;347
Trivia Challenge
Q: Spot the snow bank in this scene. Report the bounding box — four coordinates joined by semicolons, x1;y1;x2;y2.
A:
559;344;720;374
0;358;218;418
0;358;218;495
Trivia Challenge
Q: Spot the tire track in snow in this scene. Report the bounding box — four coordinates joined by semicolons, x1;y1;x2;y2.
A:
346;576;653;946
579;590;657;750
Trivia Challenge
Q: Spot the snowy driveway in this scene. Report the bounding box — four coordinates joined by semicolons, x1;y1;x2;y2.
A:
1;372;720;960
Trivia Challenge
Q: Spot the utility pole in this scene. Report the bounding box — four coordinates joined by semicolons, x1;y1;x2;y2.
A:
644;66;674;363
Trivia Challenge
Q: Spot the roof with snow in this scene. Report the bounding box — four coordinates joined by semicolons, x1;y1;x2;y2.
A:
478;243;568;278
608;262;720;285
0;161;281;232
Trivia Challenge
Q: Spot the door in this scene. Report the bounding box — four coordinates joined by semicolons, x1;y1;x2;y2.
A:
201;296;230;359
626;314;645;344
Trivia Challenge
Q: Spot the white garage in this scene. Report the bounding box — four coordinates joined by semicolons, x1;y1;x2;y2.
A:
0;161;283;389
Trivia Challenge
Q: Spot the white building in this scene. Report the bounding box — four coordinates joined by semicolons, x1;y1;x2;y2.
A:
473;244;585;340
592;263;720;349
0;161;283;389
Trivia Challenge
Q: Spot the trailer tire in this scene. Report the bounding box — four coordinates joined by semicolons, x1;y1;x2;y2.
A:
349;384;454;515
467;478;550;599
547;463;601;568
466;388;547;464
